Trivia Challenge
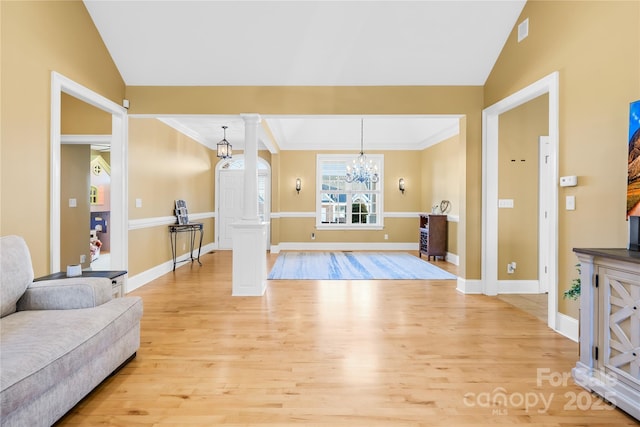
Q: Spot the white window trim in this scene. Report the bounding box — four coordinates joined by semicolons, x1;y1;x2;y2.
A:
316;154;384;230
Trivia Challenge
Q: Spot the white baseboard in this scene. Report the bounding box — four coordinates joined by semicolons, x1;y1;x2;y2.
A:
456;278;483;294
554;312;578;342
445;252;459;266
126;243;215;293
497;280;540;294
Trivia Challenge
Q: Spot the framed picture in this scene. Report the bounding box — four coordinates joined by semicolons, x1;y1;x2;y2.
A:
626;100;640;217
175;199;189;224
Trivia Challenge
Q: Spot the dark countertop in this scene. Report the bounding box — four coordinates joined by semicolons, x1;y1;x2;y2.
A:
34;270;127;282
573;248;640;264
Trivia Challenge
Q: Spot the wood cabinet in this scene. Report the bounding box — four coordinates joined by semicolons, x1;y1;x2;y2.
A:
573;248;640;421
419;214;447;261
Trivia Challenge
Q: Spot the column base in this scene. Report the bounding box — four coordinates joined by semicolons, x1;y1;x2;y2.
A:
232;221;268;296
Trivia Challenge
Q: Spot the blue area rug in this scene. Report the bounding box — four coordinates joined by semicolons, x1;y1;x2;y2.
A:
268;252;457;280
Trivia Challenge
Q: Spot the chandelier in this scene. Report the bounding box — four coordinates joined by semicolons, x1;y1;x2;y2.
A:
345;119;379;183
216;125;232;159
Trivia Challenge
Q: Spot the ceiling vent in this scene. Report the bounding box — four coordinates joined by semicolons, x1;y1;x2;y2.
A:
518;18;529;43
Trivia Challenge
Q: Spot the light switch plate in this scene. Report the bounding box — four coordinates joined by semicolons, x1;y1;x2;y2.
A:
498;199;514;208
566;195;576;210
69;198;77;208
135;198;142;208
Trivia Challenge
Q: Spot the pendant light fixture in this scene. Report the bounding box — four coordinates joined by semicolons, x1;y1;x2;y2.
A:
216;125;232;159
345;119;379;183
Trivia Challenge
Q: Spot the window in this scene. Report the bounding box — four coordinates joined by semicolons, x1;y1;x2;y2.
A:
316;154;383;229
90;186;98;204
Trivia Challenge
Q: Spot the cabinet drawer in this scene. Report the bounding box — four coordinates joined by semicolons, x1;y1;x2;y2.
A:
111;275;125;298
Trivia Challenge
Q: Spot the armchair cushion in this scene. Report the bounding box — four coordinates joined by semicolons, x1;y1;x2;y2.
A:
1;236;34;318
17;278;112;311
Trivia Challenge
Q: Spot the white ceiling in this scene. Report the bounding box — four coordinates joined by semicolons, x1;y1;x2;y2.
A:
158;114;461;152
83;0;526;151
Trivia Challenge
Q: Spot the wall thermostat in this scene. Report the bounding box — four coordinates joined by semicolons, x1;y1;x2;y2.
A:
560;176;578;187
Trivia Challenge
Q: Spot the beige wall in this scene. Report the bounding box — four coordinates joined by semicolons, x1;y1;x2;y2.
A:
274;149;425;245
497;94;548;280
60;144;91;271
1;1;125;276
421;133;461;216
485;1;640;315
421;133;462;256
447;221;458;255
128;118;217;276
61;93;112;134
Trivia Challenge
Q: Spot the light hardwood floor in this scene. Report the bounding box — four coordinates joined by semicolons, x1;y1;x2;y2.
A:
57;251;638;426
497;293;548;324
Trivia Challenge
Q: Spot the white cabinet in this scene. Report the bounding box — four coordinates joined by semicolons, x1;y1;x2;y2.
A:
110;272;126;298
573;249;640;421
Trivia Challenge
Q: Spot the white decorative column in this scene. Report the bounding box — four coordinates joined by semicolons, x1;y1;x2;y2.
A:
232;113;268;296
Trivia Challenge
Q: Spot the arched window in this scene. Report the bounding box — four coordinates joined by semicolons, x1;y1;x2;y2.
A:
220;158;269;170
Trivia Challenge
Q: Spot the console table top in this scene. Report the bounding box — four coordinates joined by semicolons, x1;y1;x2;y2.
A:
573;248;640;264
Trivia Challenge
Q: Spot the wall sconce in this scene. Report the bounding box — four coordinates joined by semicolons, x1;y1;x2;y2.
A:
295;178;302;194
398;178;405;194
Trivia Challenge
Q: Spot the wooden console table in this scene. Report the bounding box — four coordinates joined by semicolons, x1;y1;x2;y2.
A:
572;248;640;421
168;222;203;271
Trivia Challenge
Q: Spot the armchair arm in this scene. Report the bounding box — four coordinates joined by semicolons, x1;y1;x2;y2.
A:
16;277;112;311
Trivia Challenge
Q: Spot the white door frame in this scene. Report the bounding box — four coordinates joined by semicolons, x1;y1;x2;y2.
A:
50;72;128;272
538;136;553;294
215;155;271;249
482;71;559;330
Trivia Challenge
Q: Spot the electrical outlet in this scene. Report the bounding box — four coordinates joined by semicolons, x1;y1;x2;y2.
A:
311;232;315;240
507;262;516;274
384;234;389;240
80;254;86;263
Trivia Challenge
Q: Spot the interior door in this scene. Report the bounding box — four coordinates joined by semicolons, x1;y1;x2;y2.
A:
218;170;244;249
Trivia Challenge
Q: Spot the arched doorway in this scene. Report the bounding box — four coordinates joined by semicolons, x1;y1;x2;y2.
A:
215;155;271;249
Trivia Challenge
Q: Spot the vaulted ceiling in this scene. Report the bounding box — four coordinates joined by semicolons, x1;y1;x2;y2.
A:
83;0;526;151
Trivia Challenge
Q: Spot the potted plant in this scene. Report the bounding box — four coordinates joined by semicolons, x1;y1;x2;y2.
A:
563;263;581;300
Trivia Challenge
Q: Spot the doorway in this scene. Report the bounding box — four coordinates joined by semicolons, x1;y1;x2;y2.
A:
60;133;113;271
50;72;128;272
482;72;560;331
498;134;553;323
216;155;271;249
